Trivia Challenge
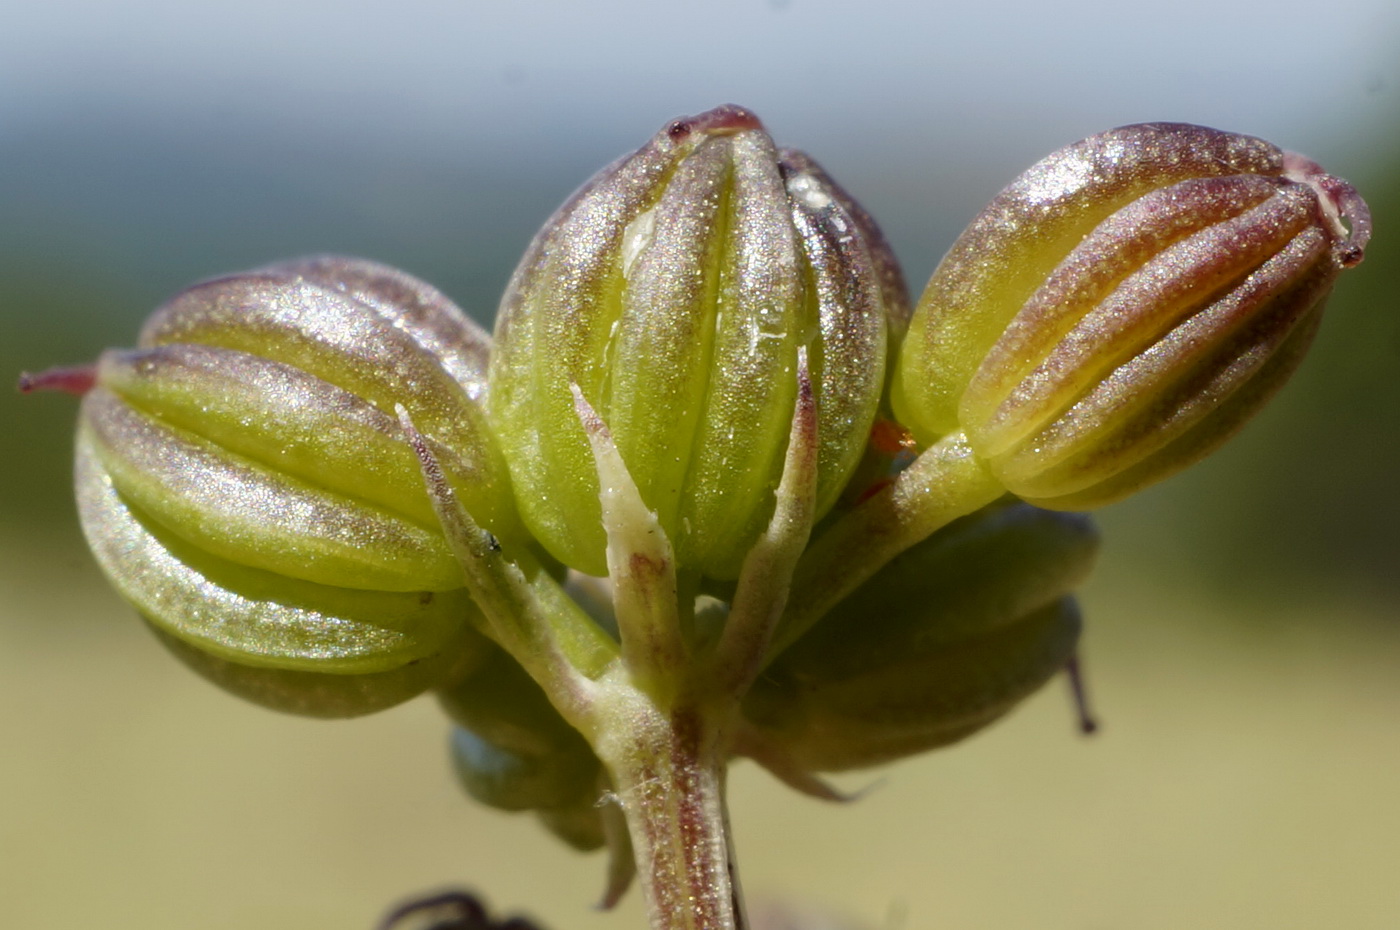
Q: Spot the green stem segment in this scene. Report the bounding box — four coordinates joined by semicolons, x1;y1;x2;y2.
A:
767;429;1005;662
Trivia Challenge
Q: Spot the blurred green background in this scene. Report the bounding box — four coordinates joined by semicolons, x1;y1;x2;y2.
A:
3;1;1398;927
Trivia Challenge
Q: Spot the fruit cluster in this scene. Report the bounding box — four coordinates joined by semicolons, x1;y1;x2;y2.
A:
29;106;1369;921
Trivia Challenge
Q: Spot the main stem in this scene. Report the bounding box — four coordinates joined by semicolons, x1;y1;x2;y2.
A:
593;685;744;930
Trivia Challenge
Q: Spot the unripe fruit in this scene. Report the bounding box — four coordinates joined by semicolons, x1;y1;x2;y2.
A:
74;257;512;706
147;619;484;718
893;123;1371;508
490;105;905;578
746;501;1095;771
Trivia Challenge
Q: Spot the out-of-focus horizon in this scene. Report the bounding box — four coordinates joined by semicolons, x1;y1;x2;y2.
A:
4;1;1398;928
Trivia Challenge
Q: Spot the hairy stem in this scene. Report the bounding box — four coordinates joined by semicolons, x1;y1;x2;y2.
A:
593;683;744;930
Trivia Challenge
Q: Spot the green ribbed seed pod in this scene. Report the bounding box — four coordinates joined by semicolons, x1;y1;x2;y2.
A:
892;123;1371;509
749;599;1082;772
146;619;485;719
490;105;905;579
75;257;511;709
745;501;1096;771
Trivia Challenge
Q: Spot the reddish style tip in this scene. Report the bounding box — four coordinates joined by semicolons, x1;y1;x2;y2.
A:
17;364;97;396
668;104;763;143
1283;151;1372;267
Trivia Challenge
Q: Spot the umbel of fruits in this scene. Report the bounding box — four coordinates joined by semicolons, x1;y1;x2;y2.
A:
19;106;1370;930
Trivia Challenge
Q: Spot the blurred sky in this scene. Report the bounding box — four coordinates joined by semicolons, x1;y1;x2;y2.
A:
4;0;1398;296
3;2;1399;928
6;0;1398;152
